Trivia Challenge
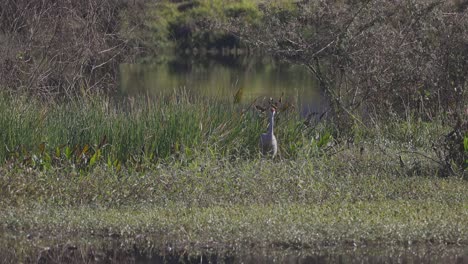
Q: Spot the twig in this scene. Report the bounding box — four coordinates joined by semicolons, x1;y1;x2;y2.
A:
397;150;445;167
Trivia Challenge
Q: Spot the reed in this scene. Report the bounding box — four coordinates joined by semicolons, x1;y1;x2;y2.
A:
0;94;328;168
1;93;453;170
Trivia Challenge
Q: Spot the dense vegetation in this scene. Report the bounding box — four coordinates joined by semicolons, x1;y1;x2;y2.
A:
1;95;467;262
0;94;463;175
1;0;466;174
0;0;467;262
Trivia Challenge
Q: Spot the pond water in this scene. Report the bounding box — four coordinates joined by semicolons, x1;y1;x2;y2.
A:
119;55;326;116
131;244;468;264
23;242;468;264
135;249;468;264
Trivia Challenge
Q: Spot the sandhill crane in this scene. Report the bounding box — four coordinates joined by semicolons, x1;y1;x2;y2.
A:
260;107;277;158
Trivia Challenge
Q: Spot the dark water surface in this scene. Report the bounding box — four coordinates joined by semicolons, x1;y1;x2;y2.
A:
119;55;326;115
135;248;468;264
19;243;468;264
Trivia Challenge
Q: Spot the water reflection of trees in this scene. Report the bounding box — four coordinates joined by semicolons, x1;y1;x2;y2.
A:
120;55;321;114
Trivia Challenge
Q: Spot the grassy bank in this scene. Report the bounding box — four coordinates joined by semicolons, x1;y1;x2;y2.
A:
1;95;467;262
2;156;468;262
2;198;467;262
1;160;468;262
140;0;263;50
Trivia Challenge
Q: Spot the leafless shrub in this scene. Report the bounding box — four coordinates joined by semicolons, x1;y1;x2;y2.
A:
0;0;144;97
228;0;467;117
225;0;467;175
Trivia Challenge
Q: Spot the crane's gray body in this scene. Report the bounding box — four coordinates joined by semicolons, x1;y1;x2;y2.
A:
260;109;277;158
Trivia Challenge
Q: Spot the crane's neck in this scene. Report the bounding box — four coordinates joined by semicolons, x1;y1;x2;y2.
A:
268;111;275;135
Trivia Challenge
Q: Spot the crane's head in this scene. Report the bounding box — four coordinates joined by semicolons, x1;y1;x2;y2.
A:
270;107;276;114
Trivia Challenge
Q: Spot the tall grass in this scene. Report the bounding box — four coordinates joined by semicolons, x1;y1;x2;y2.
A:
0;94;325;167
1;93;452;170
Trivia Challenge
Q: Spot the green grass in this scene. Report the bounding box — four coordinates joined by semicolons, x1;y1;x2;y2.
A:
3;200;467;250
2;158;467;262
1;94;467;262
1;154;466;207
134;0;284;50
0;94;333;167
1;163;467;262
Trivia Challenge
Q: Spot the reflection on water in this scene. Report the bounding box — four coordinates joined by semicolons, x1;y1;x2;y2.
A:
11;243;468;264
119;55;326;115
135;246;468;264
